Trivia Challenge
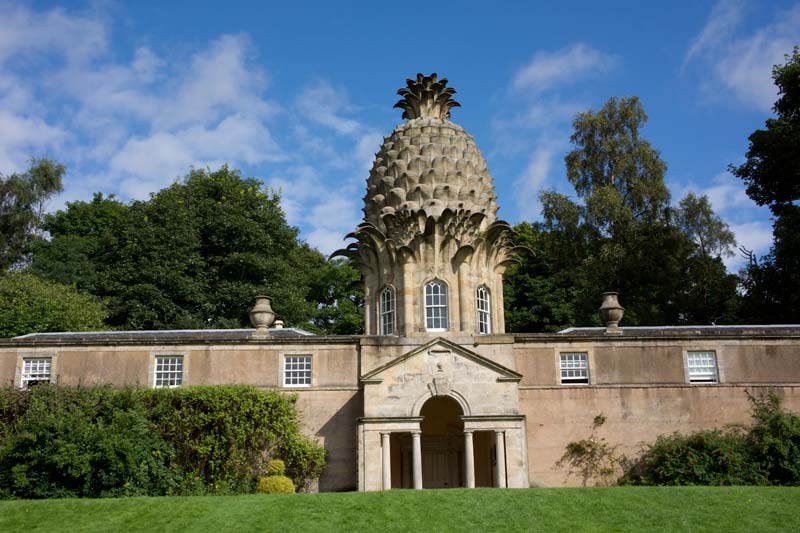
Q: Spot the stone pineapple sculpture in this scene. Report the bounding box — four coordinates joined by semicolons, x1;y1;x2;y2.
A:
335;74;524;336
363;73;498;238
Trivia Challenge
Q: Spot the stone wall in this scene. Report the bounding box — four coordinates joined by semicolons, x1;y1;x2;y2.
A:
521;384;800;486
1;329;798;489
0;338;362;492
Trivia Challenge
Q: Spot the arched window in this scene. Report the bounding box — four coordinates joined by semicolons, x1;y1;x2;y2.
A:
425;281;449;331
379;286;395;335
477;285;491;334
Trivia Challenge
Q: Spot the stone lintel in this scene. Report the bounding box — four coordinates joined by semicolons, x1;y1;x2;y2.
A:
357;416;424;433
461;414;526;432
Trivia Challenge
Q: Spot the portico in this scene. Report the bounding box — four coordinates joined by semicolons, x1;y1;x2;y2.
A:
357;338;528;491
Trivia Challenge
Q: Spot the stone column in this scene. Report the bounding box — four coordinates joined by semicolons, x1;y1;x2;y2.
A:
364;279;374;335
464;430;475;488
495;430;506;488
457;263;467;332
381;432;391;491
494;275;506;334
412;431;422;490
402;261;414;335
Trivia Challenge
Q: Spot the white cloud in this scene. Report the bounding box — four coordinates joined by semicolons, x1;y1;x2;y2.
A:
260;80;385;252
0;3;106;65
0;4;383;255
156;34;276;130
513;140;563;220
684;1;800;111
684;0;744;67
353;131;382;175
110;132;194;196
267;165;362;254
671;171;753;218
0;109;66;173
297;81;361;134
0;3;102;173
513;43;620;94
0;3;286;204
730;220;773;252
498;43;617;221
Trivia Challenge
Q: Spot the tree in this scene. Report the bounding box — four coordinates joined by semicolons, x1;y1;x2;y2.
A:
32;166;363;333
0;159;64;272
675;193;736;258
565;96;670;232
738;206;800;323
730;47;800;213
0;271;108;337
671;193;738;324
504;97;739;330
503;221;584;332
732;48;800;323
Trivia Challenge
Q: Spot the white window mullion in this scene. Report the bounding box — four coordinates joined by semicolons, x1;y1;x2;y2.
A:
379;287;395;336
284;355;312;387
21;357;52;389
154;356;183;388
425;281;449;332
477;285;491;334
560;352;589;384
687;351;718;383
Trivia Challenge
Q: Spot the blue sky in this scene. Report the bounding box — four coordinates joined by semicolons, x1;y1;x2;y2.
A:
1;1;798;269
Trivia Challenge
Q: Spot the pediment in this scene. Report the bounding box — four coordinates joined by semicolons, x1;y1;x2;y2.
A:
361;337;521;384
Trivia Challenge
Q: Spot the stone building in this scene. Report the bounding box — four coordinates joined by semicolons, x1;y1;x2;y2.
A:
1;75;799;491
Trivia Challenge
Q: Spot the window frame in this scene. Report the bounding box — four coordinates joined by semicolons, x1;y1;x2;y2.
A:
20;356;53;389
686;350;719;384
282;354;313;388
476;284;491;334
559;352;590;385
379;286;396;336
424;280;449;332
153;354;184;388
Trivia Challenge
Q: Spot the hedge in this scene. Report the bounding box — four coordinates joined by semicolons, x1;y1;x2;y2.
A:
0;384;325;499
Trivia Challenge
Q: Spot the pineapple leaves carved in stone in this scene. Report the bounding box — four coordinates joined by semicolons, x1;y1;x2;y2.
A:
394;73;461;121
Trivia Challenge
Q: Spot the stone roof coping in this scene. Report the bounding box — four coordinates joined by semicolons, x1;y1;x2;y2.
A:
552;324;800;337
7;327;318;345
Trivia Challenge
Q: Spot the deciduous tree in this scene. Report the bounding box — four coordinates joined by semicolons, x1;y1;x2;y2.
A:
0;271;108;337
32;166;363;333
732;47;800;322
505;97;739;330
0;159;64;272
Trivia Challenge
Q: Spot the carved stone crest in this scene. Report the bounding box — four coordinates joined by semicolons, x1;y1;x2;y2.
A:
428;377;452;396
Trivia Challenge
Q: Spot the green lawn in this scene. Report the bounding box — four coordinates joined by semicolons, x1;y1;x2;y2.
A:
0;487;797;532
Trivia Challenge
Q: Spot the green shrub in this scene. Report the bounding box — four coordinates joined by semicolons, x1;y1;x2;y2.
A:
267;459;286;476
138;385;324;493
620;390;799;486
256;475;295;494
746;390;800;485
0;384;325;498
619;429;766;486
556;414;622;486
0;385;179;498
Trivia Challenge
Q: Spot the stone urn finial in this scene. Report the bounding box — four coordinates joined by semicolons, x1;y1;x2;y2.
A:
599;292;624;333
250;295;276;335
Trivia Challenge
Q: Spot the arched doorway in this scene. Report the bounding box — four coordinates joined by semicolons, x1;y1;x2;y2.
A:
419;395;464;488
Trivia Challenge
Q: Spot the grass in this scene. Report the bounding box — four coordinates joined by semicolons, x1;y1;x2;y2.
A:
0;487;797;532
